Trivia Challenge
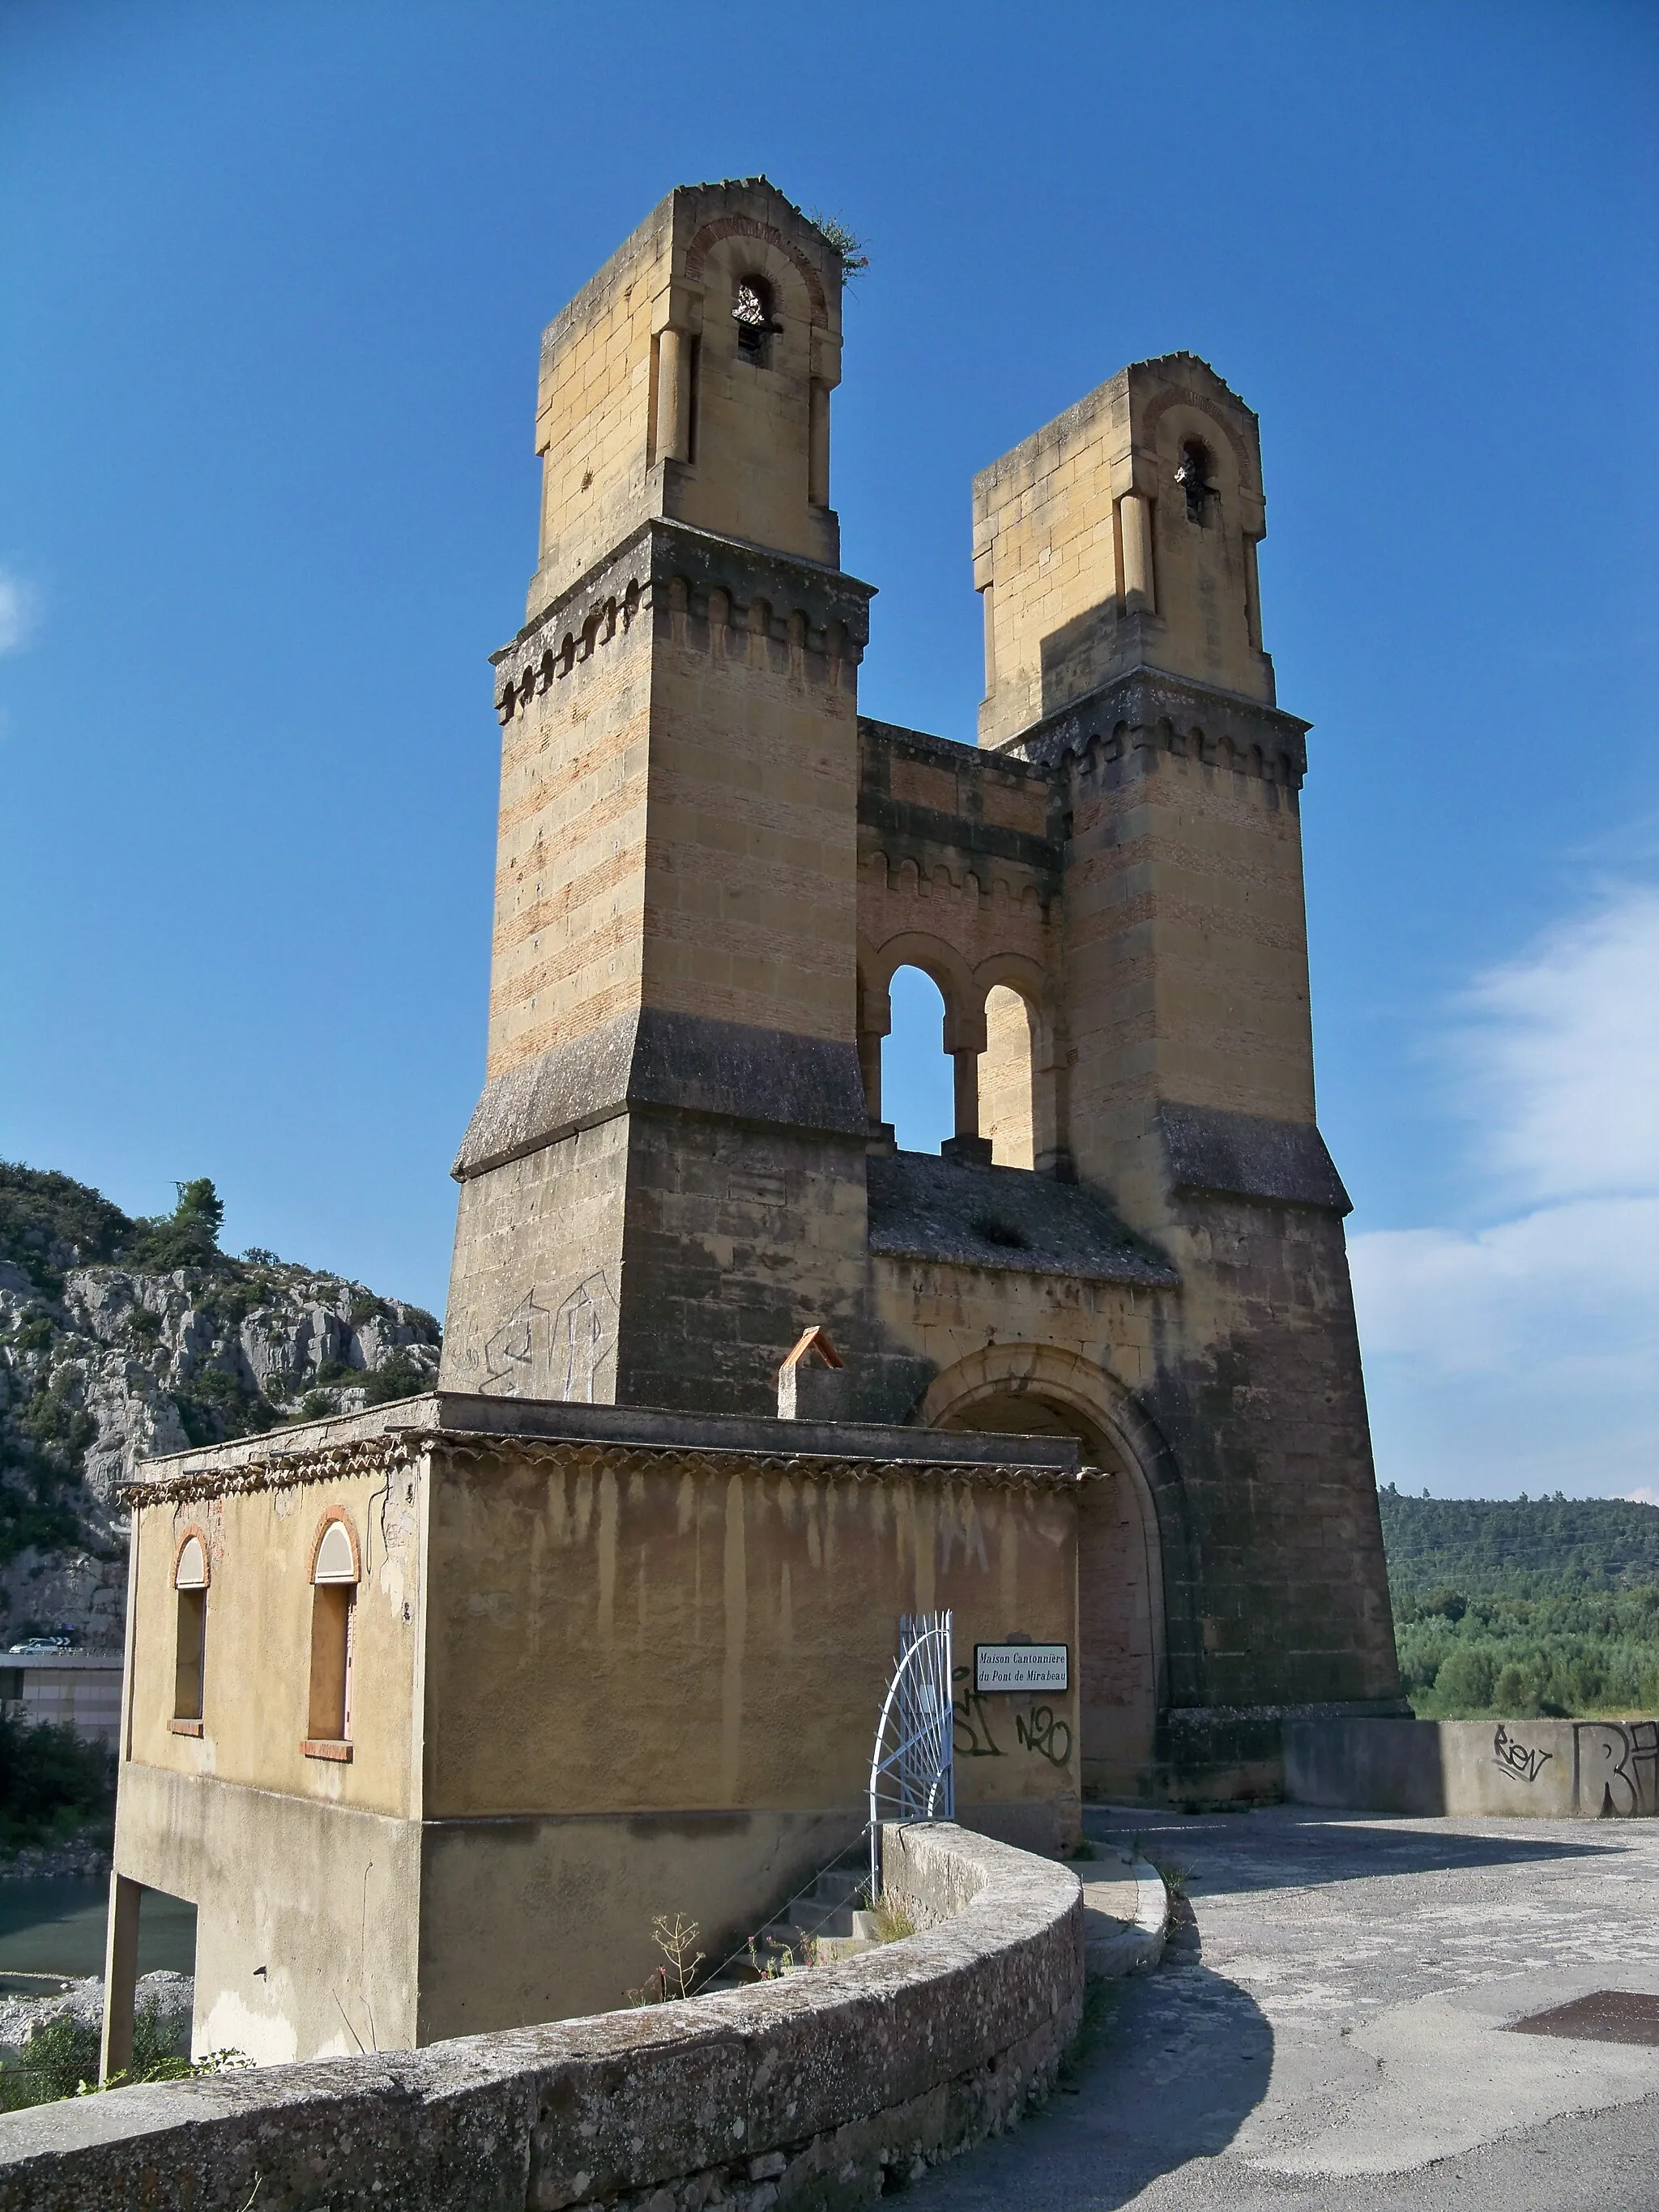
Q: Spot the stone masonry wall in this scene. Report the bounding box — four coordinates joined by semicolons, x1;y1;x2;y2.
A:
0;1826;1082;2212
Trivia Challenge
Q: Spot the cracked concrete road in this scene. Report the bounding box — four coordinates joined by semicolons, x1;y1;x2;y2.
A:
911;1805;1659;2210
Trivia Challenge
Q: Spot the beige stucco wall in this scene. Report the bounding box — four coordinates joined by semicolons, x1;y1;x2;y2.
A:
411;1438;1079;2023
416;1807;859;2035
113;1761;421;2064
420;1443;1078;1846
125;1460;424;1817
116;1420;1080;2050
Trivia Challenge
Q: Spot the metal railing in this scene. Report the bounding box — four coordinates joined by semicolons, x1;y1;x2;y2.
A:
867;1610;955;1894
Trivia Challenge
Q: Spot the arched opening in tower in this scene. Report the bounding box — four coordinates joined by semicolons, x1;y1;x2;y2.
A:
881;965;953;1153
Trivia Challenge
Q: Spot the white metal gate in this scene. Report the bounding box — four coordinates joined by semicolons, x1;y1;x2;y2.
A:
867;1611;955;1894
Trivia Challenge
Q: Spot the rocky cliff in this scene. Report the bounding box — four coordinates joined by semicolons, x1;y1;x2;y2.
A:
0;1166;440;1647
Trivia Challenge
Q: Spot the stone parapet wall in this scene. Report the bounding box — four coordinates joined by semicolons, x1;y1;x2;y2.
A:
1286;1715;1659;1819
0;1825;1082;2212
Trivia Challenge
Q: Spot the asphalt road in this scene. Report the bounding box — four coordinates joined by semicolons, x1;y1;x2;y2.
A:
909;1804;1659;2211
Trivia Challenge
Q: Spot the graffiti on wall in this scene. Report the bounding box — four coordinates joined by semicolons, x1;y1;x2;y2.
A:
1574;1720;1659;1818
951;1666;1074;1767
482;1273;619;1400
1492;1724;1552;1785
1015;1705;1073;1767
1490;1719;1659;1817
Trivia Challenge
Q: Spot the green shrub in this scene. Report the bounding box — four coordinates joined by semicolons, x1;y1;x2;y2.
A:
0;1997;213;2109
123;1178;225;1275
1433;1646;1495;1714
360;1353;429;1406
0;1707;114;1845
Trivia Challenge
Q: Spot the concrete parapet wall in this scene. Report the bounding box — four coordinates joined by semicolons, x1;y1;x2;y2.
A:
1285;1715;1659;1819
0;1824;1083;2212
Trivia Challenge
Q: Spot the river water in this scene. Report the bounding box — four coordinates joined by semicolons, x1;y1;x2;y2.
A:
0;1879;194;1987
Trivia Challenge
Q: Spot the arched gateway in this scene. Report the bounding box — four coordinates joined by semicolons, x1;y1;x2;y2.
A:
923;1347;1166;1801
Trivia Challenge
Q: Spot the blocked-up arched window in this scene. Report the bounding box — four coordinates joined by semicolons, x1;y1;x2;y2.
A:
979;986;1037;1169
172;1532;208;1728
306;1516;359;1753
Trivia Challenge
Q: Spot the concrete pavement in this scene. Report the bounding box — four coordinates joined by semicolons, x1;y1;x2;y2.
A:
910;1804;1659;2210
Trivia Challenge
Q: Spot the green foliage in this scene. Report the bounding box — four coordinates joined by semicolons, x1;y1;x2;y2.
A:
171;1366;279;1449
360;1351;430;1406
1383;1491;1659;1718
13;1314;55;1357
1380;1487;1659;1598
805;209;869;275
0;1166;133;1298
122;1178;225;1275
0;1707;114;1846
0;1998;242;2108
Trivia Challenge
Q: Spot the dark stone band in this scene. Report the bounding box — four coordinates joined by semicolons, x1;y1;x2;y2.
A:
1158;1102;1352;1214
453;1009;871;1178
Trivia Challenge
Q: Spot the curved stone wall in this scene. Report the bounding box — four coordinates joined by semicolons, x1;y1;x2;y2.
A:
0;1825;1082;2212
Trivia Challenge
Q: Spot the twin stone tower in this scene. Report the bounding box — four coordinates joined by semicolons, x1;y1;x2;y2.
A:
438;177;1401;1797
103;177;1401;2072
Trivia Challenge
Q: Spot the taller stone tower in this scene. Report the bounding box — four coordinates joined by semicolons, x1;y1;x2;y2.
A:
441;180;884;1411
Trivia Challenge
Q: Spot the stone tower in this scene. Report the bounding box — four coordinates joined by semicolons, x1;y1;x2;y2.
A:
442;185;1402;1799
441;180;889;1413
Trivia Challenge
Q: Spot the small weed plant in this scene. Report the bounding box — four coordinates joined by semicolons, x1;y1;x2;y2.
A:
626;1914;705;2005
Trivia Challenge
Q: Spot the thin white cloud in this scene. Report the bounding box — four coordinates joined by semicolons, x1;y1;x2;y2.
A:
0;569;41;658
1351;882;1659;1499
1456;887;1659;1205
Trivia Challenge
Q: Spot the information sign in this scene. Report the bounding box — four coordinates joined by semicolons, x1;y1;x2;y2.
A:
974;1643;1068;1694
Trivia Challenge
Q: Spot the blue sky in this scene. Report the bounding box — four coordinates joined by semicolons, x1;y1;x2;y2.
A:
2;2;1655;1497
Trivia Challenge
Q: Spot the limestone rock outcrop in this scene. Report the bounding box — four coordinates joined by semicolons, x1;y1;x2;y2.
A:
0;1168;439;1647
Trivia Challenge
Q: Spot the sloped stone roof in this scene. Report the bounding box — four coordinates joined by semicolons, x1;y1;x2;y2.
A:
866;1153;1177;1288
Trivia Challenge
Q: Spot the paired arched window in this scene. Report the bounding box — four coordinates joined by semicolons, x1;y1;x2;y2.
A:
305;1516;359;1755
874;963;1045;1170
171;1532;208;1731
980;986;1037;1170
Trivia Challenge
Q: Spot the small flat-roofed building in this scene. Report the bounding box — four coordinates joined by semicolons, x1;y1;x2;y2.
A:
0;1650;124;1749
106;1394;1080;2064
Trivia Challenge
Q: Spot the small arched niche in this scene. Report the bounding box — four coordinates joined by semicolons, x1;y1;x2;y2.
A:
732;273;778;367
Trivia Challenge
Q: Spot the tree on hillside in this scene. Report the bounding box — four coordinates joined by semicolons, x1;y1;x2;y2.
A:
124;1179;225;1273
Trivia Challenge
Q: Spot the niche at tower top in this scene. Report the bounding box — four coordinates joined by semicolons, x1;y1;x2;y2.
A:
676;241;825;558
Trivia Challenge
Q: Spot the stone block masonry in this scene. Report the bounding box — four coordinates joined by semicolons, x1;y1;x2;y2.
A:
0;1826;1082;2212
